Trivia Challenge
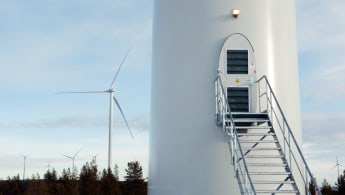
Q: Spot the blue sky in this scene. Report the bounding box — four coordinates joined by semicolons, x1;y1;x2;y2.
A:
297;0;345;185
0;0;344;185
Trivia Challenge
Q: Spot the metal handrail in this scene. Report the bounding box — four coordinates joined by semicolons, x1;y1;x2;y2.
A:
256;75;320;195
215;75;256;195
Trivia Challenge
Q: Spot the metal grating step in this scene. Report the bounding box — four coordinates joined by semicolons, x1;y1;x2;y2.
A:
239;140;278;143
245;163;288;167
231;113;269;119
249;172;291;175
243;154;284;158
252;181;295;184
237;132;275;136
241;147;281;150
234;126;272;129
233;119;270;123
256;190;298;194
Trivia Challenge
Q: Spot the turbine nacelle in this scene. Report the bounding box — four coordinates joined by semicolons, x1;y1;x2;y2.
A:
105;88;115;93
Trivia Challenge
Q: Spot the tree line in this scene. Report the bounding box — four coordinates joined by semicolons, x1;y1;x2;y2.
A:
319;170;345;195
0;159;146;195
3;159;344;195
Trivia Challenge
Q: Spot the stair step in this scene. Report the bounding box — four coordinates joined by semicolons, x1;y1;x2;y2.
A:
243;155;284;158
256;190;298;193
233;119;270;123
252;181;295;184
239;140;278;143
231;113;269;119
241;147;281;150
237;132;275;136
235;126;272;129
245;163;287;167
249;172;291;175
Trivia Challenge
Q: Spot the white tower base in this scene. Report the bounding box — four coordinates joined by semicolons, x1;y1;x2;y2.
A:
149;0;301;194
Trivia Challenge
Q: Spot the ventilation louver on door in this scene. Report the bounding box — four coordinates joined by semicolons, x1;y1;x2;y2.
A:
227;50;248;74
227;87;249;112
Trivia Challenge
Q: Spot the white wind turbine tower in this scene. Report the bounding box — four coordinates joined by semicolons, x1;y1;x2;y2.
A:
333;156;344;178
21;154;29;180
61;49;134;169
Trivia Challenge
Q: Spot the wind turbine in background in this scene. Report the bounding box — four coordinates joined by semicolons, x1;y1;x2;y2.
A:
91;153;99;164
46;160;51;170
60;49;134;169
333;156;344;178
63;149;81;175
21;154;29;180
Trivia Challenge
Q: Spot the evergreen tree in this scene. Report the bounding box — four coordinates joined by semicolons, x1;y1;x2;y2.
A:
25;176;47;195
60;168;78;194
1;175;22;195
79;159;99;194
125;161;143;182
44;168;60;194
321;179;333;195
124;161;146;195
44;168;57;181
100;168;121;195
337;170;345;195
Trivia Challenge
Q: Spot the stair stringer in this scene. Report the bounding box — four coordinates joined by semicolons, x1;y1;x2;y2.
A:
215;75;321;195
233;113;300;194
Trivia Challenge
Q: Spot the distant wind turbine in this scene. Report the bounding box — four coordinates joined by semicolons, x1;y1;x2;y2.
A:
63;149;81;173
46;160;51;170
59;49;134;169
333;156;344;178
21;154;29;180
91;153;99;163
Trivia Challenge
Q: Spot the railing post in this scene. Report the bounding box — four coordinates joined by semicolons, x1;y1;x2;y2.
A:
305;168;309;195
258;81;261;112
231;126;234;156
266;82;269;114
283;121;286;155
215;79;218;122
270;86;273;123
289;133;292;174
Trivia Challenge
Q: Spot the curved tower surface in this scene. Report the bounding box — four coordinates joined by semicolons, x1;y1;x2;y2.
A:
150;0;301;194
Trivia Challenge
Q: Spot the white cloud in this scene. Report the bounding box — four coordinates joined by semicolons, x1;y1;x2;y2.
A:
0;116;105;129
302;112;345;142
0;113;149;132
301;112;345;185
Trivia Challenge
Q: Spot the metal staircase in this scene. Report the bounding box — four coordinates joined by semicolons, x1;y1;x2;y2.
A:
215;75;320;195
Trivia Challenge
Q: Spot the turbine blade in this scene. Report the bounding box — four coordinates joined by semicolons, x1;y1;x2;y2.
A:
63;154;73;159
74;149;82;158
113;97;134;139
109;48;131;88
57;91;106;94
21;154;30;158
